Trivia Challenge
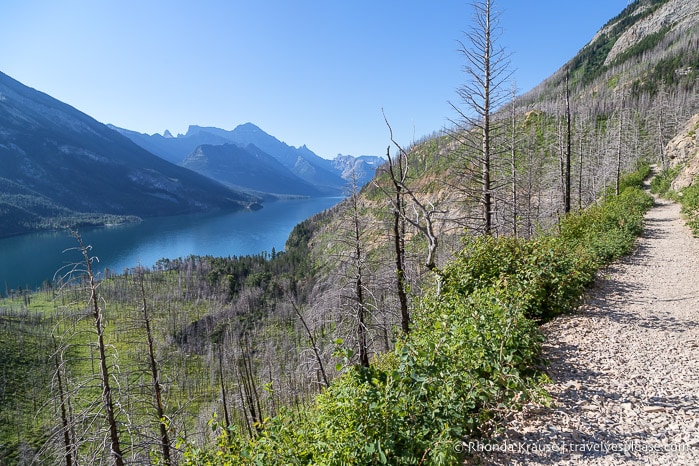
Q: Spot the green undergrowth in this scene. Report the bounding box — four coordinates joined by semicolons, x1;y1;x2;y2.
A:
679;184;699;234
649;165;681;198
178;168;653;465
651;166;699;235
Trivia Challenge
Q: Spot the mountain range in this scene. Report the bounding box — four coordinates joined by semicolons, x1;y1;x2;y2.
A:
111;123;383;197
1;0;699;463
0;71;381;237
0;71;263;237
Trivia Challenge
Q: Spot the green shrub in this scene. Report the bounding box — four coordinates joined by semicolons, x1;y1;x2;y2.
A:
620;162;651;190
560;187;652;262
441;236;596;321
680;182;699;235
178;166;654;465
650;165;681;196
179;286;543;465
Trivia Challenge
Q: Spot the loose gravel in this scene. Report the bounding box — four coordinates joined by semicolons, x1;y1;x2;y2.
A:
467;196;699;465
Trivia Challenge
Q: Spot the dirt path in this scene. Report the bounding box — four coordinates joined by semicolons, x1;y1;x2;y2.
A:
471;196;699;465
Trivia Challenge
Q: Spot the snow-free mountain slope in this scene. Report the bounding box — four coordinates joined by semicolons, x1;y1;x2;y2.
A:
181;143;322;197
114;122;380;195
0;71;255;236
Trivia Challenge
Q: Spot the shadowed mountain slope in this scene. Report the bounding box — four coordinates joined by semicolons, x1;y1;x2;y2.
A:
0;71;256;237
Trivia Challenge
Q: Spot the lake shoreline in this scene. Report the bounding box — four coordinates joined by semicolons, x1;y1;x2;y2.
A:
0;197;342;295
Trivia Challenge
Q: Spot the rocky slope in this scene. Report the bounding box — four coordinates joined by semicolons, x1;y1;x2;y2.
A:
602;0;699;65
668;112;699;191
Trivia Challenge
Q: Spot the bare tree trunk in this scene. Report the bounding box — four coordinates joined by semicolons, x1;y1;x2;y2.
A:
450;0;509;236
238;336;263;434
656;83;668;170
290;299;330;387
565;70;572;213
388;152;411;333
72;231;124;466
217;344;231;429
482;5;492;235
510;83;518;237
379;135;411;333
616;103;624;196
352;187;370;368
658;117;666;170
136;271;172;465
558;111;566;212
579;132;584;210
52;336;75;466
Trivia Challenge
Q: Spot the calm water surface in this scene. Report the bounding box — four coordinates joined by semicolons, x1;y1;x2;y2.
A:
0;197;341;293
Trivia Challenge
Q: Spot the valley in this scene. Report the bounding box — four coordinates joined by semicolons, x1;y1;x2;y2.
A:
1;0;698;464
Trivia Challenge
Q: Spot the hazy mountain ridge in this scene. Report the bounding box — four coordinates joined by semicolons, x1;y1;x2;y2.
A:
107;124;233;164
113;123;381;195
181;143;323;197
0;71;257;237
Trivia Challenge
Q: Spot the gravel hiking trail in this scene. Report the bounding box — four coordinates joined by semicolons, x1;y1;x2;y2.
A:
471;194;699;465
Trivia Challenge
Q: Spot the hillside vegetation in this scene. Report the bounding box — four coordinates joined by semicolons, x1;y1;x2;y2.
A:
176;167;653;465
1;0;698;464
0;166;653;465
650;112;699;234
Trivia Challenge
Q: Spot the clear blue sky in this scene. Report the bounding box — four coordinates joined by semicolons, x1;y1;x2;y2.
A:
0;1;627;159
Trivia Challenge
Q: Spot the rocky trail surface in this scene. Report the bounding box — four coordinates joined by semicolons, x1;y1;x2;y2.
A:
472;195;699;465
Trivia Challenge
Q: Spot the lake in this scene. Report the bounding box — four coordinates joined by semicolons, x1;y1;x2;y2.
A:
0;197;341;294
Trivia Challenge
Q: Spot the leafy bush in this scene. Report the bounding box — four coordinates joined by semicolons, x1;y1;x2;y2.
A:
178;168;653;465
560;187;653;263
620;162;651;190
178;286;543;465
650;166;681;196
442;236;595;321
680;182;699;235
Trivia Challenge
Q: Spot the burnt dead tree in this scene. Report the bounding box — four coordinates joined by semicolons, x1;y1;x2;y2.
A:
449;0;510;235
71;231;125;466
136;270;172;465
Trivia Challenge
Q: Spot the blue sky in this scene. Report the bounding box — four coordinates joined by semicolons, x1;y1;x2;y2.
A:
1;1;627;159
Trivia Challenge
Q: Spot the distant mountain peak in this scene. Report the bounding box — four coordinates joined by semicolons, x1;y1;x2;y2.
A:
163;129;174;138
115;121;380;194
238;122;263;130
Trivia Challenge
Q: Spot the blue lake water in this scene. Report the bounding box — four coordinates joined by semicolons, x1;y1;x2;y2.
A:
0;197;341;293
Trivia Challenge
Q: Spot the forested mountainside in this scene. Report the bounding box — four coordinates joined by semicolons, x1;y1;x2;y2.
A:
0;0;698;464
